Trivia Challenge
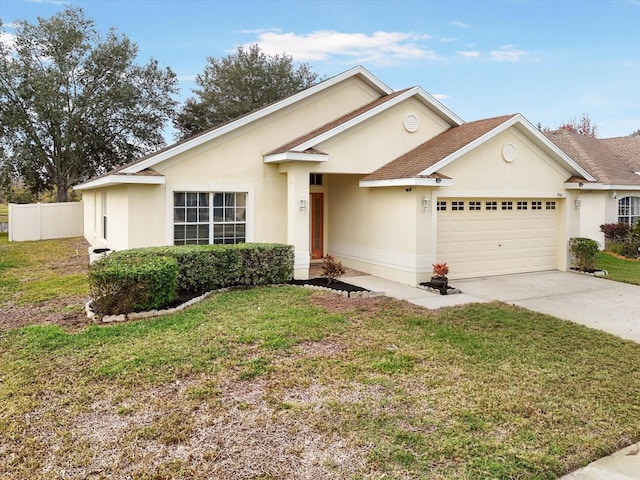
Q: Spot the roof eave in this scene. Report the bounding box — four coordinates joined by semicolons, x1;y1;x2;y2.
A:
74;174;165;191
359;177;453;188
263;152;329;163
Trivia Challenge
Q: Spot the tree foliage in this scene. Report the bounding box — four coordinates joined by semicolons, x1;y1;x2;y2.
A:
629;129;640;137
174;44;320;140
0;8;179;201
558;113;599;138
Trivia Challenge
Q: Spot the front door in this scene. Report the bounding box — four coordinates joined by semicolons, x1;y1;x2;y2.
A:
310;193;324;259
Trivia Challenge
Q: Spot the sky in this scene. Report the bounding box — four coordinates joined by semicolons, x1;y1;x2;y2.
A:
1;0;639;140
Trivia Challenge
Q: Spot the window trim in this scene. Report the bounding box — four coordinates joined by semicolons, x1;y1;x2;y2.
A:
167;185;254;245
618;196;640;226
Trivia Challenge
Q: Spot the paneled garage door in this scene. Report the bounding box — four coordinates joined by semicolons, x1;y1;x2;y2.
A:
436;198;560;279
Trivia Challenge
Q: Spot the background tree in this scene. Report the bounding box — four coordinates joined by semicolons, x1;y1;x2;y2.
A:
558;113;599;137
629;129;640;137
0;8;178;202
174;44;320;139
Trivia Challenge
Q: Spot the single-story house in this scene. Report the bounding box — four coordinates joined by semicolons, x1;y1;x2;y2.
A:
74;66;639;284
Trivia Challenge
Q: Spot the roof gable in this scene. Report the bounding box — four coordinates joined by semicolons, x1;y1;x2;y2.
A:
362;114;595;186
264;86;462;160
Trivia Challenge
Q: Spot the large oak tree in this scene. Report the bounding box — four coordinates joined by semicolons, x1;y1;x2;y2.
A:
174;44;320;140
0;7;178;201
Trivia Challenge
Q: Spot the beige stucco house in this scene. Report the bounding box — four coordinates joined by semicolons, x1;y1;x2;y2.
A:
74;66;638;284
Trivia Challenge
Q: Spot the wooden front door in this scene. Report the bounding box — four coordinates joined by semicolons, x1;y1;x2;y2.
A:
310;193;324;259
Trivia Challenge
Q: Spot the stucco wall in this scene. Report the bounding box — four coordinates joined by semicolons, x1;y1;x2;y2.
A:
327;174;434;285
313;98;451;174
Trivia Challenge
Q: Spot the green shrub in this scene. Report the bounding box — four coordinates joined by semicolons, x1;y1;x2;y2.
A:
89;255;178;316
104;243;294;296
607;235;640;259
569;237;600;271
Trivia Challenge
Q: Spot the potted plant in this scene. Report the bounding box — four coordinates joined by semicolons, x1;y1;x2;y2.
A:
430;263;449;294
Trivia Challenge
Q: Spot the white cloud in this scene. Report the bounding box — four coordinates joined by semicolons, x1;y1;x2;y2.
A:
245;30;437;65
26;0;70;4
0;31;16;51
432;93;449;100
490;46;526;62
451;20;469;28
440;37;457;43
458;50;480;58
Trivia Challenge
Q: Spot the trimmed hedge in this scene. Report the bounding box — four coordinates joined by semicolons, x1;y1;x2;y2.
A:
89;243;295;316
89;255;178;316
106;243;294;295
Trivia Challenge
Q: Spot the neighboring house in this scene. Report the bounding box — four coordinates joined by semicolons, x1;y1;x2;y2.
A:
544;130;640;246
76;66;629;283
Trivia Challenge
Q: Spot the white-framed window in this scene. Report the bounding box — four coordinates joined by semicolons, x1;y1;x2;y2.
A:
469;201;481;211
309;173;323;186
173;191;247;245
532;201;542;210
502;201;513;210
545;201;556;210
618;196;640;225
437;201;447;211
485;201;497;211
452;201;464;211
517;201;528;210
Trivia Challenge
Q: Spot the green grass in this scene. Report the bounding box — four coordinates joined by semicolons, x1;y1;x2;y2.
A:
1;286;639;479
597;251;640;285
0;234;88;304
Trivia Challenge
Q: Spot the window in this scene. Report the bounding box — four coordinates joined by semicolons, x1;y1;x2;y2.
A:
309;173;323;186
517;201;528;210
485;201;497;211
618;196;640;225
469;201;481;211
437;201;447;211
545;201;556;210
502;201;513;210
174;192;247;245
532;201;542;210
452;201;464;211
101;192;107;240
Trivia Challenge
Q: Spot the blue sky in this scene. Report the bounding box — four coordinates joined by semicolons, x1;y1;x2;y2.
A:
2;0;639;139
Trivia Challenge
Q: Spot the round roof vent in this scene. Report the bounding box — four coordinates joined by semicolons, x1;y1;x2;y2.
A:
404;114;419;133
502;143;517;163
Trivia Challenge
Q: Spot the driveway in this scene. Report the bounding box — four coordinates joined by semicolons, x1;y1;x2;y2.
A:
454;271;640;343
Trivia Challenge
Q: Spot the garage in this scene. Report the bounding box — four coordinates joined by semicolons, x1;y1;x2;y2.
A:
436;198;561;279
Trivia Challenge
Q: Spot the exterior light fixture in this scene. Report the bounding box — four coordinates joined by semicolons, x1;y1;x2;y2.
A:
611;191;618;199
574;199;581;209
300;198;306;212
422;196;431;211
435;177;442;184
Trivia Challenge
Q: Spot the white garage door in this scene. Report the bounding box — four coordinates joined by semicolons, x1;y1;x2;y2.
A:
436;198;560;279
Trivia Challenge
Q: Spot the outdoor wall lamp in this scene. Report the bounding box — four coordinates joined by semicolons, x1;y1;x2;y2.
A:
435;177;442;184
611;191;618;199
574;199;581;209
422;196;431;211
299;198;306;212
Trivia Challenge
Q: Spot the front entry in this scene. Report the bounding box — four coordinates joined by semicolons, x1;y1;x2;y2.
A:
310;192;324;259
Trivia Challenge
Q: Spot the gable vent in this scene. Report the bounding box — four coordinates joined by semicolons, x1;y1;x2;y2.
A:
404;114;419;133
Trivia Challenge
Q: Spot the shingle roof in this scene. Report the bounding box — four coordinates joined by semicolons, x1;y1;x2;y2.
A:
266;89;411;155
363;114;516;181
544;130;640;186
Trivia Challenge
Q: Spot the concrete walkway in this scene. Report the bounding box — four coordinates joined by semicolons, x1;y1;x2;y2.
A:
343;270;640;480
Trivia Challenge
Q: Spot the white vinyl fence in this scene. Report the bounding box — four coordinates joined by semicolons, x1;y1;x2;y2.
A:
9;201;83;242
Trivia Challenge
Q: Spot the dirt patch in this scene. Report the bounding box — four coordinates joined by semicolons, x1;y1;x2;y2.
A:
0;296;90;330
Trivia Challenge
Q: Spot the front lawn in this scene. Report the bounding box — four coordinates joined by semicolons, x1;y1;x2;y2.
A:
1;284;639;478
597;251;640;285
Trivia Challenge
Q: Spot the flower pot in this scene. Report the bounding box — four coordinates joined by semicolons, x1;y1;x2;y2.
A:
430;276;448;295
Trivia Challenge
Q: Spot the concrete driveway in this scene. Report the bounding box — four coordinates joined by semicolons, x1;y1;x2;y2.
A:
454;271;640;343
